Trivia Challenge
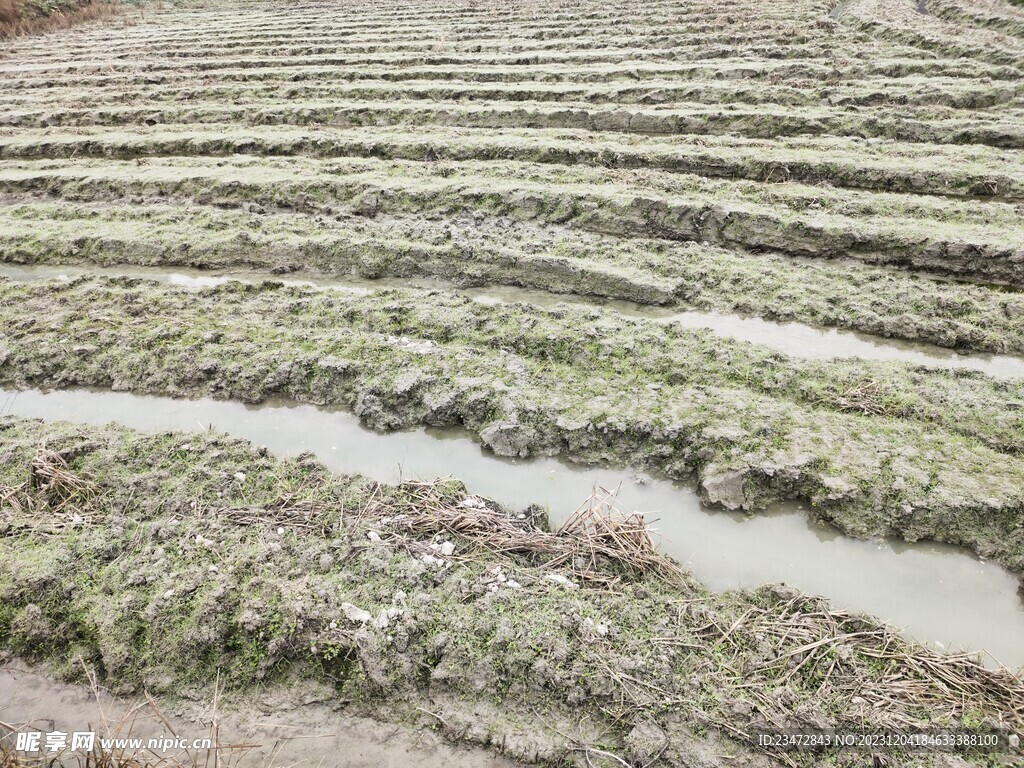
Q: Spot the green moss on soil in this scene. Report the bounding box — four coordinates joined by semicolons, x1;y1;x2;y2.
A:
0;276;1022;577
0;416;1020;767
3;199;1024;353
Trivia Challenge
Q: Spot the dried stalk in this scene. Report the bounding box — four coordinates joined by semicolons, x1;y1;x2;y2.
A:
364;480;685;586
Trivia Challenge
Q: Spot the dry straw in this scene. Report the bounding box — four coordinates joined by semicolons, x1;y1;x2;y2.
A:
363;480;685;586
0;0;120;39
0;446;99;531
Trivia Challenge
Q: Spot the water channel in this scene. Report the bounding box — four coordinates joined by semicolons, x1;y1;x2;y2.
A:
2;385;1022;669
2;262;1022;379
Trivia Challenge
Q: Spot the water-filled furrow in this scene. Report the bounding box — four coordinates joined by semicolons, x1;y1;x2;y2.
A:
3;262;1022;379
1;385;1021;668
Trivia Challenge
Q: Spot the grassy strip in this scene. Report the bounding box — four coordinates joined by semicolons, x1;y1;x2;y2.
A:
928;0;1024;38
4;76;1022;111
0;276;1021;574
2;199;1024;355
1;157;1020;284
1;125;1021;200
0;416;1020;767
0;0;118;39
2;59;1018;88
3;100;1023;148
843;0;1024;67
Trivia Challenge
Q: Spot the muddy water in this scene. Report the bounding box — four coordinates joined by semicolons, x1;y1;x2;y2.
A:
471;284;1024;380
2;386;1022;669
0;262;384;294
0;660;518;768
3;262;1023;379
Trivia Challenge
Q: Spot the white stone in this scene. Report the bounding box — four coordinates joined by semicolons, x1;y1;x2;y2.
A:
544;573;578;590
341;603;372;624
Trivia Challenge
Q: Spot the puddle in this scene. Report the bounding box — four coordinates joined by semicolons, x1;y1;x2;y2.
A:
662;309;1024;378
0;660;517;768
0;261;386;294
3;262;1022;379
2;385;1022;669
470;284;1024;380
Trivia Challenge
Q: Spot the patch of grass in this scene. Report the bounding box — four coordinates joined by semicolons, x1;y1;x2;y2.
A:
0;418;1020;767
0;0;119;39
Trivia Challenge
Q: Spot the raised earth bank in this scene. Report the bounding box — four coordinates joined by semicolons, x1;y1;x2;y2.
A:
2;0;1024;763
1;417;1022;767
2;205;1024;355
4;385;1022;665
1;276;1023;579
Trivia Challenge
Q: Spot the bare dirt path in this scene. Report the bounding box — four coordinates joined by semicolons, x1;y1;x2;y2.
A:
0;659;519;768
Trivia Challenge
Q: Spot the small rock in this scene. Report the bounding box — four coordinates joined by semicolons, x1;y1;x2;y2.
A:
623;721;669;764
480;422;537;459
700;467;750;510
341;603;372;624
730;699;754;716
367;531;382;542
440;541;456;557
233;472;246;482
544;573;578;590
